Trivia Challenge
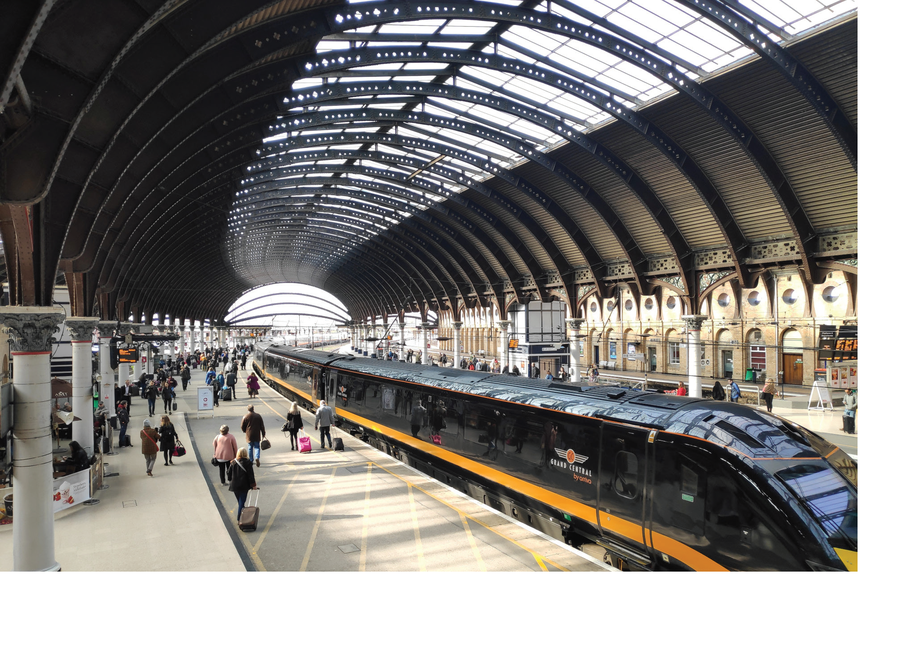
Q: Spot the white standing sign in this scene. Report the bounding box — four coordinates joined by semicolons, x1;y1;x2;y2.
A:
198;386;214;412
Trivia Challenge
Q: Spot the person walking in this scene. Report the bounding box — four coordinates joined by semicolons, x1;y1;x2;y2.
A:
761;377;777;413
711;381;726;401
286;402;304;451
729;379;741;403
139;419;160;477
842;388;858;434
240;404;266;467
211;376;221;408
161;383;174;415
226;369;237;399
409;400;427;438
158;415;177;466
241;353;247;370
145;381;159;417
246;373;260;398
213;425;238;485
314;400;335;449
227;448;257;523
116;402;130;447
180;364;191;391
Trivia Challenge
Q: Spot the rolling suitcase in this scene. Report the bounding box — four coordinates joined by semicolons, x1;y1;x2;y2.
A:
333;437;344;451
298;436;312;453
122;434;132;448
238;489;260;532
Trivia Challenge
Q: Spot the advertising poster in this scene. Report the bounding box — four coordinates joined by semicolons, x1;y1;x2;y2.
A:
839;366;849;388
52;469;90;513
849;365;857;388
830;366;840;388
197;386;214;411
609;341;616;360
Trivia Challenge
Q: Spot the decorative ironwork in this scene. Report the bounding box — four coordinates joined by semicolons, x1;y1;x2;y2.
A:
660;275;685;292
699;270;732;292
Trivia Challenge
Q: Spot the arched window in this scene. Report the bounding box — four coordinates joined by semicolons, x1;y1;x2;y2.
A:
782;329;803;353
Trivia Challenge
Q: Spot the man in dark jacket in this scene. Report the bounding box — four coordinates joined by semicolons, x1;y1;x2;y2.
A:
180;364;191;391
226;370;237;399
116;402;130;447
240;404;266;467
145;381;159;417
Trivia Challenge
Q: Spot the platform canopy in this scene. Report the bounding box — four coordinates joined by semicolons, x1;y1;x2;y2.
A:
0;0;857;322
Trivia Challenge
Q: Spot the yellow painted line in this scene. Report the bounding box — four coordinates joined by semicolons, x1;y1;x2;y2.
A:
251;470;302;556
300;466;338;571
408;484;427;572
370;457;569;572
460;512;486;572
533;552;549;572
360;463;372;572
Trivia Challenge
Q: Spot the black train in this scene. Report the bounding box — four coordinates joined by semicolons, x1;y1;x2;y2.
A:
256;346;857;571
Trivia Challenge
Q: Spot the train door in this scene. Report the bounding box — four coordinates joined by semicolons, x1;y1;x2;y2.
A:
312;368;323;402
596;422;654;566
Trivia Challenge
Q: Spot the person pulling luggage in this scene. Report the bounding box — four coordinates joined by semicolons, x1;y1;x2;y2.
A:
227;448;257;523
314;400;335;449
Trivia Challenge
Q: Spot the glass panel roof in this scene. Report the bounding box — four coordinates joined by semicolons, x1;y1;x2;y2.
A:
231;0;858;276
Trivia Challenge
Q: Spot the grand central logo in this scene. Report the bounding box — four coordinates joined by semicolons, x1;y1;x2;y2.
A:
551;448;592;483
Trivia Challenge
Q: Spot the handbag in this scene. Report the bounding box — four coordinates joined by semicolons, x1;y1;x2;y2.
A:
260;437;271;451
281;421;291;433
211;457;219;467
431;433;442;445
759;392;766;399
173;440;186;457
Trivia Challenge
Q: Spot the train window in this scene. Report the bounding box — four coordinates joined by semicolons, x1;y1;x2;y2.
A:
681;465;698;498
614;452;639;499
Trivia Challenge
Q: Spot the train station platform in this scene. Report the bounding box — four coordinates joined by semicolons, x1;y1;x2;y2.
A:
0;359;612;573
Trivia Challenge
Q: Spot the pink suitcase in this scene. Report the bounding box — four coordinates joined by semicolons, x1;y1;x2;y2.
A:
298;436;312;453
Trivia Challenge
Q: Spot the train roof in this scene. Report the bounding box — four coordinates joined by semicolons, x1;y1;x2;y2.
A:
261;345;834;461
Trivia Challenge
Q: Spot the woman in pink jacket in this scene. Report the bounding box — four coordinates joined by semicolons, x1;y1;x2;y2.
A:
213;424;238;486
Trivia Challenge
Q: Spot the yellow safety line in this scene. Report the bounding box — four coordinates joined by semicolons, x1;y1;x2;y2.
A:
408;484;427;572
460;512;487;572
533;552;549;572
372;458;568;572
360;463;372;572
251;470;302;556
300;466;338;571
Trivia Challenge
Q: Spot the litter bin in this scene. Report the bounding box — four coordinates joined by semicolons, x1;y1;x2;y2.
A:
745;368;755;382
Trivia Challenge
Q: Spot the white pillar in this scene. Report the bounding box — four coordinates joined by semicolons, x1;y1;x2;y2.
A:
683;315;706;398
189;323;196;355
66;318;99;457
497;320;511;371
452;321;462;368
97;320;117;412
421;322;432;365
398;315;406;351
1;307;66;571
567;318;585;382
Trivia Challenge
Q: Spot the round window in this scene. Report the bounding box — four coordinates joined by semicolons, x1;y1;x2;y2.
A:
666;296;676;310
590;302;598;313
625;299;634;311
748;291;761;306
782;289;799;305
822;285;841;303
717;293;730;307
606;301;615;312
644;298;654;311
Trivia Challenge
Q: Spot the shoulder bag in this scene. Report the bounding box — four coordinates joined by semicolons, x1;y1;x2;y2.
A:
260;436;271;451
173;439;186;457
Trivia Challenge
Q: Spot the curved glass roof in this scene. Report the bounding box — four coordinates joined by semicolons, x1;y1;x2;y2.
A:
227;0;857;292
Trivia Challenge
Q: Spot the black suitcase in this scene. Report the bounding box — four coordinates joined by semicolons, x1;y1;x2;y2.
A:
222;389;232;401
333;437;344;451
843;414;855;434
238;489;260;532
122;434;131;448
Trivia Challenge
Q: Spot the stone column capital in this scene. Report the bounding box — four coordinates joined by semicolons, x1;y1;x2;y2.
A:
0;307;66;353
681;315;707;330
65;316;99;342
496;320;512;329
451;321;463;329
420;322;436;329
566;318;586;331
97;320;118;338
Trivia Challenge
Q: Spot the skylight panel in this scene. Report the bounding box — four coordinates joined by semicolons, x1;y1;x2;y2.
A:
508;118;556;142
684;17;745;52
606;60;663;93
656;36;710;67
403;61;451;70
292;78;324;90
605;10;666;44
503;76;560;104
458;65;511;87
546;94;600;121
638;0;698;26
667;25;727;62
504;25;568;54
466;103;518;129
317;40;353;53
381;19;447;34
744;0;808;24
548;46;605;80
618;2;683;37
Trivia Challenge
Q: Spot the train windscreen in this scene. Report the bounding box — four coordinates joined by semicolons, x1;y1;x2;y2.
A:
774;463;857;551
